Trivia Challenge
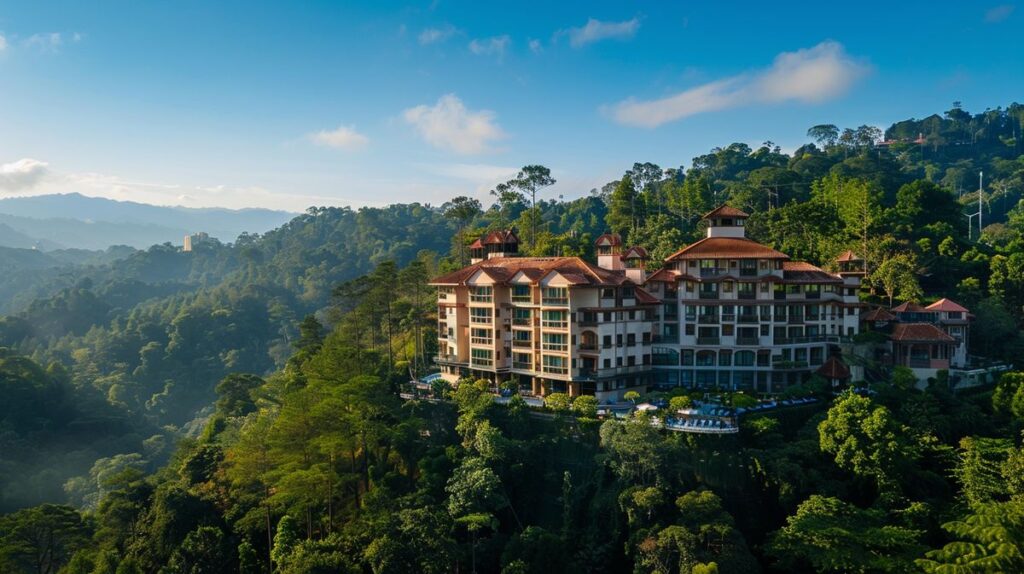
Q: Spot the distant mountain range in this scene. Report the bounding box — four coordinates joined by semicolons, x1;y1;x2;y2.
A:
0;193;296;250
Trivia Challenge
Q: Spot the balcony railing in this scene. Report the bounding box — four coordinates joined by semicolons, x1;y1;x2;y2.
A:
470;316;493;325
541;320;568;329
542;365;569;375
698;315;719;324
736;336;760;345
512;317;531;327
698;291;720;300
721;313;736;322
739;268;758;277
542;297;569;307
434;354;467;365
737;314;759;323
541;343;568;352
512;361;532;370
805;291;821;299
470;337;493;346
511;339;532;348
471;358;494;368
696;336;721;345
578;364;653;380
787;316;804;324
737;291;757;300
699;267;729;278
579;343;599;351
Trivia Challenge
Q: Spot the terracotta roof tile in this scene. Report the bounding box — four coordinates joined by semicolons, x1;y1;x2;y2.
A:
702;205;750;219
862;308;896;321
664;237;790;261
835;250;861;262
595;233;623;247
817;357;851;379
634;287;660;305
891;323;955;342
430;256;627;287
469;238;483;249
482;229;519;245
782;261;842;284
925;298;968;313
623;246;649;259
891;301;927;313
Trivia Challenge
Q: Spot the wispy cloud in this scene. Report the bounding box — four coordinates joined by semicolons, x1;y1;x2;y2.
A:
308;125;369;150
419;25;456;45
528;38;543;54
403;94;505;155
0;158;50;191
0;35;7;52
468;35;510;58
984;4;1015;22
23;32;81;52
610;41;870;128
565;17;640;48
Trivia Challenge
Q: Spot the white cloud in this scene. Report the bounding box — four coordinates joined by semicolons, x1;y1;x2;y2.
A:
610;41;870;128
985;4;1015;22
0;158;50;191
468;35;510;58
419;25;455;45
566;17;640;48
308;125;369;150
528;38;542;54
403;94;506;155
0;35;7;51
24;32;65;51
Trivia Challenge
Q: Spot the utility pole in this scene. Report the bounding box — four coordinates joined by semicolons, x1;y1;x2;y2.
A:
966;171;984;241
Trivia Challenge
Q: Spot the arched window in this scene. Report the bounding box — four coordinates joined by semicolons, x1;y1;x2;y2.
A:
735;351;756;366
696;350;716;367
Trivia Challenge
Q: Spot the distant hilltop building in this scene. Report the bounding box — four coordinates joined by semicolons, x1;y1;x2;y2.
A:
430;205;869;401
182;232;210;252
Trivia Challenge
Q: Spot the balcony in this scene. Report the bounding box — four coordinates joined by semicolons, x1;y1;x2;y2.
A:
512;361;533;370
512;318;532;327
787;316;804;325
541;343;568;353
739;268;758;277
698;315;719;324
696;336;721;345
721;313;736;322
737;291;757;300
772;359;810;371
699;267;729;278
578;364;653;380
470;337;493;346
774;292;786;300
541;320;568;330
737;314;759;324
578;343;599;352
542;366;569;375
434;354;467;366
698;291;719;300
512;339;532;348
805;291;821;300
736;336;760;345
542;297;569;307
470;358;494;368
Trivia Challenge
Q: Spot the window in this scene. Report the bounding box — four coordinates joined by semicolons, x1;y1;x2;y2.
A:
542;355;567;374
513;352;531;369
723;281;734;293
696;350;716;366
541;310;568;329
471;348;493;367
735;351;755;366
542;287;568;306
511;285;531;302
512;308;531;326
719;350;732;366
760;282;769;293
470;328;493;345
542;333;568;352
681;349;694;366
512;330;531;348
470;307;492;324
469;286;493;303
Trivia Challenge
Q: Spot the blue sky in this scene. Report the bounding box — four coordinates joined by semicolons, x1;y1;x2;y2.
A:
0;1;1020;211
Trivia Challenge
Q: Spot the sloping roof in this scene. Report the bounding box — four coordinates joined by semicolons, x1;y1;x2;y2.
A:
482;229;519;245
782;261;843;284
836;250;861;262
595;233;623;247
817;356;851;379
664;237;790;261
645;268;679;282
634;287;660;305
469;238;483;249
430;256;628;287
623;246;649;259
925;298;968;313
891;323;955;342
862;307;896;321
891;301;927;313
702;205;750;219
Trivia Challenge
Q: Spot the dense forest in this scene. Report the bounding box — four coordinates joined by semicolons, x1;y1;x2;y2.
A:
3;102;1024;573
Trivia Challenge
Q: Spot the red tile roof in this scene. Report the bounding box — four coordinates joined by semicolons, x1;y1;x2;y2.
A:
664;237;790;261
891;323;955;342
925;298;968;313
469;238;483;249
862;307;896;321
623;246;649;259
782;261;843;284
836;250;861;262
634;287;660;304
817;357;851;379
482;229;519;245
891;301;927;313
595;233;623;247
702;205;750;219
430;256;628;287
